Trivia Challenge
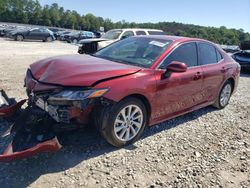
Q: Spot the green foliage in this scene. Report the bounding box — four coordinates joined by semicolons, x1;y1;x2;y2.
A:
0;0;249;45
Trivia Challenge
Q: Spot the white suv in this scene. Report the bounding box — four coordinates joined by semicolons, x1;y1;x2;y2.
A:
78;28;165;54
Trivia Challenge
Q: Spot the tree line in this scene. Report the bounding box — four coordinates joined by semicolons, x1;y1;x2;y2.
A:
0;0;249;45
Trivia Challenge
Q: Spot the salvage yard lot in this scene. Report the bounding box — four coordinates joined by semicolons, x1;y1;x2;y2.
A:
0;38;249;187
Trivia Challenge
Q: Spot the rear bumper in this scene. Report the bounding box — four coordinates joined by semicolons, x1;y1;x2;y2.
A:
5;33;15;39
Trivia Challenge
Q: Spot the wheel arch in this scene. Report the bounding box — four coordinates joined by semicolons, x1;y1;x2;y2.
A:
227;77;235;92
120;93;152;123
16;34;24;39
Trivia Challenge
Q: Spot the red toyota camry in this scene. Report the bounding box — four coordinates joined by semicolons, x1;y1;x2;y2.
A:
0;35;240;161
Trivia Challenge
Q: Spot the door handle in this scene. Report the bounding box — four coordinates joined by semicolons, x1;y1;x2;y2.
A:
193;72;202;80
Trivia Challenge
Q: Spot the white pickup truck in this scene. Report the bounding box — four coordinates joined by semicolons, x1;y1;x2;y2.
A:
78;28;165;54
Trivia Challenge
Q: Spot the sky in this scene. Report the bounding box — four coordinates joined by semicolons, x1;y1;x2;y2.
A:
39;0;250;33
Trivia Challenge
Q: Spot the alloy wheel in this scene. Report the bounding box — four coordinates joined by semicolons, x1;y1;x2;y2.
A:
114;105;144;142
16;35;23;41
220;83;232;107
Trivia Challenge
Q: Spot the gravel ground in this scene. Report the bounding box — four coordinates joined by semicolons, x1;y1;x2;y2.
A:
0;38;249;188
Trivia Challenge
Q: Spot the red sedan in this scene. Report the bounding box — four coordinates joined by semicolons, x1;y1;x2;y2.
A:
0;35;240;161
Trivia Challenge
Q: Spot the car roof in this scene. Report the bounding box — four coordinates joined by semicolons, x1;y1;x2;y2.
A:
134;35;214;44
111;28;164;32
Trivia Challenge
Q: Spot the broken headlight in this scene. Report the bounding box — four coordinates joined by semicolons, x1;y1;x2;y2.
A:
47;88;109;103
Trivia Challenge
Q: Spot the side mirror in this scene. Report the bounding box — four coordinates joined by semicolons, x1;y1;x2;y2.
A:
166;61;187;73
163;61;187;78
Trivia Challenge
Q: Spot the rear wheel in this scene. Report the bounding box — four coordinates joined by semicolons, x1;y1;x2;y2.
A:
213;81;232;109
46;36;53;42
16;35;23;41
72;39;78;44
98;97;147;147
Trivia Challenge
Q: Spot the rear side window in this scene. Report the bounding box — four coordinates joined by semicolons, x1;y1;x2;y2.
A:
216;50;223;62
160;42;198;68
148;31;165;35
199;43;217;65
136;31;146;35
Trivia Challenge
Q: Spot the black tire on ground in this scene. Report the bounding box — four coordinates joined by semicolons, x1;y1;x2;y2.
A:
95;97;148;147
16;35;24;41
213;80;233;109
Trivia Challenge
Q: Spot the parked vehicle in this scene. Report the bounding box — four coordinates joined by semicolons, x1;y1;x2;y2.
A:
0;35;240;161
1;25;22;36
57;31;71;40
6;27;55;42
78;28;165;54
65;31;95;43
48;27;64;39
232;41;250;71
0;26;5;36
221;45;240;54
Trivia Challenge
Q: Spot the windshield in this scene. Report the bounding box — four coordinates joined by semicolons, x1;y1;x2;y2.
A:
94;37;172;68
101;30;122;40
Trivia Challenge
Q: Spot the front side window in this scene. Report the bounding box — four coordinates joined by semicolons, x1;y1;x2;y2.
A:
121;31;134;38
160;42;198;69
95;37;172;68
30;28;40;32
199;43;217;65
101;30;122;40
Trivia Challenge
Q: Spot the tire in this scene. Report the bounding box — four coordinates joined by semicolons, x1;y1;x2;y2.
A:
96;97;148;147
213;80;233;109
46;36;53;42
16;35;24;41
72;39;78;44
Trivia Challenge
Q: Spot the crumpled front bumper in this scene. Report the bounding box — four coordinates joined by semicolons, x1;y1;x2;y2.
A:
0;137;61;162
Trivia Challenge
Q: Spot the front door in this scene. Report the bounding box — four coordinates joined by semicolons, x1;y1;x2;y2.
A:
153;42;204;122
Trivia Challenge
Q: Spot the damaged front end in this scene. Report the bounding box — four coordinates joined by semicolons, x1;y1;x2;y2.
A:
0;83;112;162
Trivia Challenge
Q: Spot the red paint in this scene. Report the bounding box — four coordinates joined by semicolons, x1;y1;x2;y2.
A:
0;137;62;162
0;100;26;118
30;55;141;87
166;61;187;72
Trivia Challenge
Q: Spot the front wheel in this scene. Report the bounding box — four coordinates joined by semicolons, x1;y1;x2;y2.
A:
72;39;78;44
46;36;53;42
16;35;24;41
99;98;148;147
213;81;232;109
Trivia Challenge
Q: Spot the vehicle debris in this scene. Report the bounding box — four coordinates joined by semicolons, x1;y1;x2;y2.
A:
0;90;62;162
0;89;26;118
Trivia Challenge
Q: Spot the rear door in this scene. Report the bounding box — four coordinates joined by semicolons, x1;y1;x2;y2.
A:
153;42;204;122
198;42;225;102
